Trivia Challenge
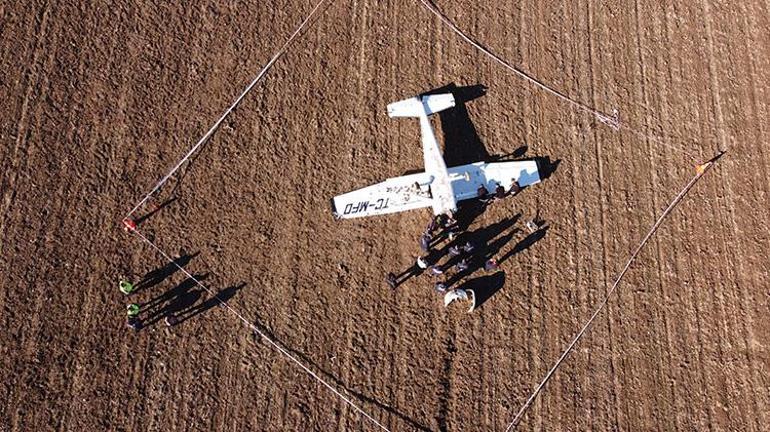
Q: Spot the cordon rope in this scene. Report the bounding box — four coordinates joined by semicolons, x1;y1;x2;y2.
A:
415;0;619;129
414;0;698;161
128;227;391;432
126;0;330;220
118;1;719;429
504;152;724;431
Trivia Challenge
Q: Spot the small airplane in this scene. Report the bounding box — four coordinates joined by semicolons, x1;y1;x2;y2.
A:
331;92;541;220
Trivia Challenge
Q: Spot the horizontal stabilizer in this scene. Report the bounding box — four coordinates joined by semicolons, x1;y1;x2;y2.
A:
387;94;455;118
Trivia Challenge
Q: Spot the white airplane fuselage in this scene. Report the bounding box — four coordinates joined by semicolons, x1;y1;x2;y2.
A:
331;93;541;219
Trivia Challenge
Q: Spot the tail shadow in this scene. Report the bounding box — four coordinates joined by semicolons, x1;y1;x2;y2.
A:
423;83;490;167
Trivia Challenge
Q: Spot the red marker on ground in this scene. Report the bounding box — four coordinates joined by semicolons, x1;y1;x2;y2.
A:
122;218;137;232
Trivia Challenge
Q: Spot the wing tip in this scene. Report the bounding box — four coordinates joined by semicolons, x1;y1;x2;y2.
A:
330;198;341;220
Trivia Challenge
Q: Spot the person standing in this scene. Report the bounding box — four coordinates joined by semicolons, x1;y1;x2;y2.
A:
495;184;506;200
419;232;431;252
429;265;444;277
127;303;140;317
510;180;521;196
126;303;141;330
462;241;476;254
455;258;470;273
119;280;134;295
484;258;499;272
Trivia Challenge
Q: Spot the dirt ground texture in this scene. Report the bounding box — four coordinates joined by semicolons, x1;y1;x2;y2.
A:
1;0;769;430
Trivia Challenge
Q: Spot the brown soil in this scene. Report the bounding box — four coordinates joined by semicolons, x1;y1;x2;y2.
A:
2;1;769;431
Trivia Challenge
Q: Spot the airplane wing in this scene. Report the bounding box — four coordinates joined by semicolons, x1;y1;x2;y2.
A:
331;172;433;219
447;160;541;201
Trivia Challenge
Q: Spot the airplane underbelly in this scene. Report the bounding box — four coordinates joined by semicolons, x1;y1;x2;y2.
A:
331;172;433;219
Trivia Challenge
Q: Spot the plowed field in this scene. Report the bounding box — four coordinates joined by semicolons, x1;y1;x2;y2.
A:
1;0;768;430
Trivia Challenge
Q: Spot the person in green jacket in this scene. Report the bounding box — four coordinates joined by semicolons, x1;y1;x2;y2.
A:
119;280;135;295
126;303;140;318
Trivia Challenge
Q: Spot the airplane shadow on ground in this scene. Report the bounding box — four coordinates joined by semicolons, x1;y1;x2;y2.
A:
424;83;490;167
249;320;432;431
422;83;561;225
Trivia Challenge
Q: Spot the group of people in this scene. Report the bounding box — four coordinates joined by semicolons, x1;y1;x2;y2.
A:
119;276;181;331
120;280;144;330
386;181;521;301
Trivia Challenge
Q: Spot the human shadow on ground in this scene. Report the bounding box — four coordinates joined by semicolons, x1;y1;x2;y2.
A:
443;215;520;288
389;263;425;288
250;320;432;431
141;274;207;326
142;279;245;328
499;225;549;265
172;283;246;326
458;271;506;310
133;251;199;294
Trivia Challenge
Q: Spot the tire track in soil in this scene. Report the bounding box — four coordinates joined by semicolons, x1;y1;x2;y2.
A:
331;0;390;429
696;1;760;428
566;2;590;421
387;3;440;430
7;203;58;430
562;2;595;427
381;2;414;430
705;5;767;427
656;5;692;430
59;7;130;430
734;3;770;424
5;4;63;430
517;0;546;428
344;1;371;426
585;0;622;428
0;0;51;269
0;4;47;415
429;7;457;432
658;4;711;430
645;4;690;430
631;3;674;429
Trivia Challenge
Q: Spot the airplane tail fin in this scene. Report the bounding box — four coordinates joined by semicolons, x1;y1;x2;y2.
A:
387;93;455;118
